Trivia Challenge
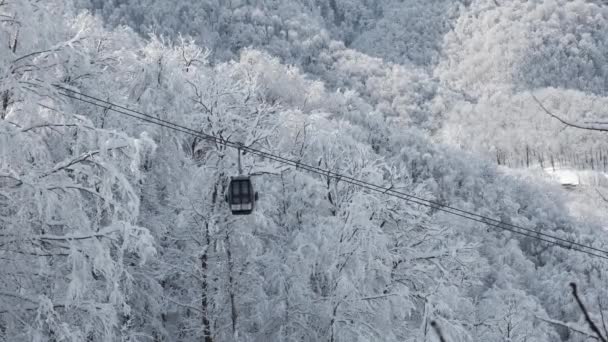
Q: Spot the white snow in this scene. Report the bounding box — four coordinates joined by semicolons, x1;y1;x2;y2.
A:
544;166;608;187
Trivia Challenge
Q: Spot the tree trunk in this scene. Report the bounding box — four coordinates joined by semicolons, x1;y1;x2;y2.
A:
225;231;238;337
201;221;212;342
329;303;339;342
1;90;9;120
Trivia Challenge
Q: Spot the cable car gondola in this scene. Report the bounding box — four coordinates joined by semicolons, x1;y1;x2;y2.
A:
226;175;257;215
225;146;258;215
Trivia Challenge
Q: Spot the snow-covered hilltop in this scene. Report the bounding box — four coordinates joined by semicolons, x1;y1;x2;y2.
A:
1;1;607;341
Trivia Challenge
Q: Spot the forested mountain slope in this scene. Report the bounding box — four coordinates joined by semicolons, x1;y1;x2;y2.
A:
1;0;607;341
80;0;608;167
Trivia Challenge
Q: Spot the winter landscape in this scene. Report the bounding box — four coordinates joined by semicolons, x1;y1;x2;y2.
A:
1;0;608;341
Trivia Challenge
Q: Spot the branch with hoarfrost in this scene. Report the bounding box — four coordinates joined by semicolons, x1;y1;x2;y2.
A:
570;283;608;342
537;316;601;340
1;227;119;245
430;321;447;342
0;172;23;187
596;189;608;204
531;94;608;132
157;259;205;283
358;293;399;301
39;145;128;178
600;296;608;341
0;292;108;314
312;293;400;304
164;296;204;314
0;291;38;304
12;48;59;64
584;120;608;125
21;123;87;133
34;230;118;242
0;248;70;257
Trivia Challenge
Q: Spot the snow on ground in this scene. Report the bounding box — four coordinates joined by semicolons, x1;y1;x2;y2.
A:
502;165;608;232
544;166;608;187
543;167;608;231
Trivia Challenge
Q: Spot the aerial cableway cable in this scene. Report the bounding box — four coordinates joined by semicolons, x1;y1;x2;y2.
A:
54;85;608;261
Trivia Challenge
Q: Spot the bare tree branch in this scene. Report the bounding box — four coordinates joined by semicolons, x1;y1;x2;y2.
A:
532;94;608;132
0;291;38;304
537;316;601;340
598;295;608;339
584;121;608;125
596;189;608;204
21;123;80;132
0;172;23;187
430;321;448;342
570;283;608;342
39;145;127;178
12;48;58;64
163;296;203;314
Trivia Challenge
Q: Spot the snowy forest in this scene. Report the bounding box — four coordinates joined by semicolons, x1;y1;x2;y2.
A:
1;0;608;341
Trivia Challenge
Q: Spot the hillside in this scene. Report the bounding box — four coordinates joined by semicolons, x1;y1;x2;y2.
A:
1;1;607;341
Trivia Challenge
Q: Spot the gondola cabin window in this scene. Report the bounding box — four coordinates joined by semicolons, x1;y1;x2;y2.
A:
227;176;256;215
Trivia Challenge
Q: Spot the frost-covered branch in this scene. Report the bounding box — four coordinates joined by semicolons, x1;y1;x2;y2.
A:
21;123;81;132
34;230;118;242
532;94;608;132
596;189;608;204
570;283;608;342
0;294;108;314
430;321;447;342
39;145;128;178
12;48;59;64
0;291;38;304
600;297;608;341
537;316;601;340
164;296;204;314
0;172;23;187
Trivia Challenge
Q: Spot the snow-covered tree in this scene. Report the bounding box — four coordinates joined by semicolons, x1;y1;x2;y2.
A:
2;0;607;341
